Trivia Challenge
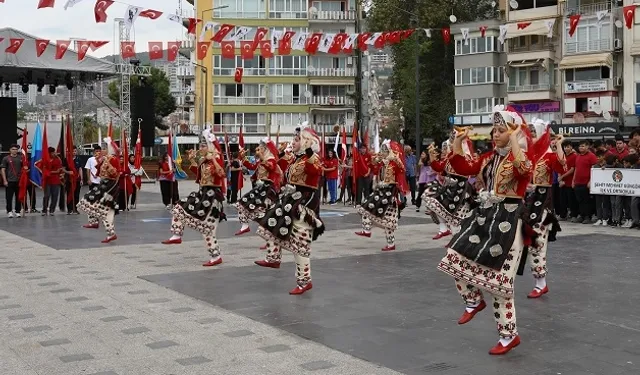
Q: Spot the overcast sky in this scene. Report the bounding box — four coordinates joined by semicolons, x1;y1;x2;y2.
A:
0;0;191;58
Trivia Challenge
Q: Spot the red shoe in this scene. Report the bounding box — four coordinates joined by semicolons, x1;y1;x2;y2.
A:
382;245;396;251
101;235;117;244
161;238;182;245
259;244;268;250
457;300;486;325
355;231;371;238
202;258;222;267
83;223;99;229
235;227;250;236
489;335;521;355
289;282;313;295
527;286;549;298
433;230;452;240
254;260;281;269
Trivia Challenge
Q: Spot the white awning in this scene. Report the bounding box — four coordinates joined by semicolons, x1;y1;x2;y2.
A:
507;59;546;69
505;18;555;39
559;53;613;70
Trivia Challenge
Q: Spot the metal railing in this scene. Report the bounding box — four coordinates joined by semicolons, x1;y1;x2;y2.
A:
309;95;355;105
213;11;267;18
309;10;357;21
267;68;307;76
564;1;613;16
507;84;553;92
564;39;612;54
308;67;357;77
270;97;309;104
213;68;267;76
212;125;267;134
508;41;555;53
213;97;267;105
268;11;308;19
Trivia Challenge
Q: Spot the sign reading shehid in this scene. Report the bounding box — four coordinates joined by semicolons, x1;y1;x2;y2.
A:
549;123;619;136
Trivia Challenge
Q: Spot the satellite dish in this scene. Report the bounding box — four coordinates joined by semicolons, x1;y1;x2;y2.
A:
509;0;519;9
363;71;370;77
308;6;318;13
573;112;585;123
615;20;623;28
592;104;602;114
307;65;316;72
622;102;632;113
603;110;612;120
449;14;457;23
491;1;497;7
363;51;369;56
304;90;312;98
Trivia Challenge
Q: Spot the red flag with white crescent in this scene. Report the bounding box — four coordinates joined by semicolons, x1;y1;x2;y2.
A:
212;24;234;43
5;38;24;54
167;41;181;62
65;115;77;204
139;9;163;19
260;41;273;58
55;40;70;59
121;42;136;58
94;0;114;23
35;39;49;57
38;0;55;8
90;40;109;51
134;127;142;189
148;41;163;60
77;40;92;60
197;41;211;60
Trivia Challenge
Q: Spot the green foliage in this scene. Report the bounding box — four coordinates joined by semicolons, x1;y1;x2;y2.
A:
17;110;26;121
367;0;495;145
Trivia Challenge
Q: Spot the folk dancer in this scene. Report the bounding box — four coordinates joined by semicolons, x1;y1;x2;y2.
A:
234;138;283;236
422;132;477;239
253;126;325;295
78;138;121;243
437;107;533;355
354;140;408;251
522;119;565;298
161;128;228;267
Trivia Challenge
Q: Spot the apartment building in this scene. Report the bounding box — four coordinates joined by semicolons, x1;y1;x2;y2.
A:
621;0;640;127
195;0;361;144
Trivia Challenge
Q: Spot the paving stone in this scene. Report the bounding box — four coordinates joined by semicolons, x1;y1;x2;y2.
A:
50;288;73;293
127;290;150;295
0;261;15;264
138;260;155;263
16;270;35;274
65;296;89;302
59;353;94;363
81;306;107;312
38;282;59;286
145;340;179;349
89;372;119;375
300;360;337;371
57;261;72;265
153;264;172;268
95;276;114;280
26;276;47;280
223;329;254;338
124;256;141;259
121;327;150;335
8;314;35;320
0;304;21;310
23;325;52;332
170;307;194;313
0;295;9;300
100;316;128;322
110;282;132;287
68;266;86;269
112;252;127;254
5;265;24;269
259;344;292;353
148;298;170;303
39;338;71;347
80;271;100;274
196;318;222;325
175;356;211;366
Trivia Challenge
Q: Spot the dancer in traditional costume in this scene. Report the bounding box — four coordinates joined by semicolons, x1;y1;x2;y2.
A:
78;137;121;243
422;132;477;240
161;128;227;267
522;119;565;298
354;140;408;251
253;126;325;295
437;107;533;355
234;138;282;236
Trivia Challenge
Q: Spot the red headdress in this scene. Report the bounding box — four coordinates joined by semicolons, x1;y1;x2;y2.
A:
260;138;279;160
382;139;409;195
295;125;321;154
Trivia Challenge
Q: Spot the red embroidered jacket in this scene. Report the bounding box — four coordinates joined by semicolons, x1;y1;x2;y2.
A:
532;152;565;187
431;152;474;177
97;155;120;180
287;154;323;189
243;158;281;190
190;153;225;187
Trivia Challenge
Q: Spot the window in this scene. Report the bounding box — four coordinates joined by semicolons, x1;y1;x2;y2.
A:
455;98;504;114
214;112;267;133
235;56;266;76
214;84;266;104
455;67;503;85
311;1;345;11
512;0;557;10
455;36;499;55
270;55;307;76
575;98;589;112
270;113;309;133
215;0;266;18
213;55;237;75
269;0;307;19
564;18;611;54
311;85;348;96
270;84;308;104
564;67;610;82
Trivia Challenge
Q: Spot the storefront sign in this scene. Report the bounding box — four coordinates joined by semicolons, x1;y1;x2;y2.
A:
549;123;619;136
591;168;640;197
509;102;560;113
565;80;608;93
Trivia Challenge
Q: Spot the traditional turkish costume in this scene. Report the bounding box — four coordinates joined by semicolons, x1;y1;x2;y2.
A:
437;108;533;355
162;129;227;267
422;137;477;240
254;127;325;295
234;138;282;236
521;120;565;299
355;140;408;251
78;137;121;243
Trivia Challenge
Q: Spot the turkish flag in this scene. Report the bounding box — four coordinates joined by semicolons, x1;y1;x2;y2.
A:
55;40;70;59
260;41;273;58
400;29;415;40
139;9;163;19
305;32;323;54
212;24;234;43
221;41;235;59
328;33;347;54
121;41;136;58
37;0;55;8
197;41;211;60
568;15;580;37
90;40;109;50
186;18;201;35
148;41;164;60
5;38;24;54
35;39;50;57
77;40;92;61
624;5;636;29
250;27;268;52
167;41;181;62
387;31;401;45
357;33;371;50
442;28;451;44
240;41;254;59
94;0;114;23
517;22;532;30
234;67;243;83
479;26;488;37
278;38;291;55
373;33;388;48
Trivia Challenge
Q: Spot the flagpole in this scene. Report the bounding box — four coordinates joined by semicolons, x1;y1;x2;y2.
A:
122;130;129;211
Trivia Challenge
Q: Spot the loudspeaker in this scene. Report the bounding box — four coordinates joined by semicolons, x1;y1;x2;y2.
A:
132;85;156;148
0;97;18;152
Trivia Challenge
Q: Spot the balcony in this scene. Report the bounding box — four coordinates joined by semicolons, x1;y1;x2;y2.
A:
213;67;267;76
213;10;267;18
309;95;355;106
268;11;307;19
508;41;555;53
508;5;560;22
507;84;556;101
565;39;612;55
563;1;612;17
308;67;357;77
213;97;267;105
309;10;357;22
267;68;307;76
212;125;268;134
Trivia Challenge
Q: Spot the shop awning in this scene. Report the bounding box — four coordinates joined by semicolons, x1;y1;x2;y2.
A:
505;19;555;39
559;53;613;70
507;58;547;69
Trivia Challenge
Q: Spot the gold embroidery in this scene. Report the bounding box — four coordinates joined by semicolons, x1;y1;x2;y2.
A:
199;163;214;186
533;158;551;186
98;156;117;179
382;162;396;184
256;163;270;181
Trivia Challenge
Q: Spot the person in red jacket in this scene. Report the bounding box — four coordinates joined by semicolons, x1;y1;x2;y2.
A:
253;126;325;295
116;155;133;212
42;147;64;216
354;144;373;205
572;140;598;223
77;138;121;243
323;150;339;204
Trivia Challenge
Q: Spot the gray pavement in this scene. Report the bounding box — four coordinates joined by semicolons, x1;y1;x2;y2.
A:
1;184;640;375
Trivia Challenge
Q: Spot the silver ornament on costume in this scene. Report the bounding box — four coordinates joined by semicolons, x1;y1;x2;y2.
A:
284;216;292;225
374;195;380;201
207;190;214;197
255;199;262;204
458;182;465;187
454;196;460;202
386;191;392;196
534;201;542;206
279;227;289;235
449;204;456;209
284;204;293;212
469;235;481;244
276;208;283;216
292;192;302;200
489;244;503;257
539;188;546;194
504;203;518;212
369;203;375;209
530;213;537;220
194;198;200;204
249;204;256;210
268;218;277;227
202;201;210;207
477;217;486;225
378;208;384;214
498;222;511;233
261;191;267;196
197;210;205;216
188;205;194;210
382;199;388;204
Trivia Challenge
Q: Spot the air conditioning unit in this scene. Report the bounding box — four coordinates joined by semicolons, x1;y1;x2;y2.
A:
346;56;353;65
614;76;622;86
614;38;622;50
185;95;195;103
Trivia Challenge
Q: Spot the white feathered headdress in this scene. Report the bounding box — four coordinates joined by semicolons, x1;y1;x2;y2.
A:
103;137;119;156
295;122;320;154
201;127;215;151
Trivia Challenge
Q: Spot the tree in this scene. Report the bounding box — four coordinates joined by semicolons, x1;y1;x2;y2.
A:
367;0;495;145
82;116;100;144
108;67;176;130
17;110;26;121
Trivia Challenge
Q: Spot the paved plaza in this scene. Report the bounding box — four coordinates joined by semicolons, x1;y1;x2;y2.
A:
1;183;640;375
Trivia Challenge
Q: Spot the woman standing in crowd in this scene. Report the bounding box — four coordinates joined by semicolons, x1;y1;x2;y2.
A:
128;154;144;209
339;154;353;204
158;153;174;209
415;151;436;212
323;150;339;205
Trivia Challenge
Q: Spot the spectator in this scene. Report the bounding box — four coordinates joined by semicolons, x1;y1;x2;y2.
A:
616;155;636;228
158;153;174;209
592;151;612;226
228;152;242;204
572;140;597;224
630;153;640;229
42;147;63;216
404;146;417;205
338;154;353;204
415;151;436;212
608;134;629;159
323;150;339;205
0;144;25;217
557;141;577;220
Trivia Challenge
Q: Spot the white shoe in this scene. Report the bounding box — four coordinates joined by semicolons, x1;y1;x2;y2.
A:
8;211;14;218
593;220;602;226
622;220;633;228
15;212;21;218
601;220;609;226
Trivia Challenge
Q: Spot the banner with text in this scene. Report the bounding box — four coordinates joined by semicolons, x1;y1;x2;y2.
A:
590;168;640;197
